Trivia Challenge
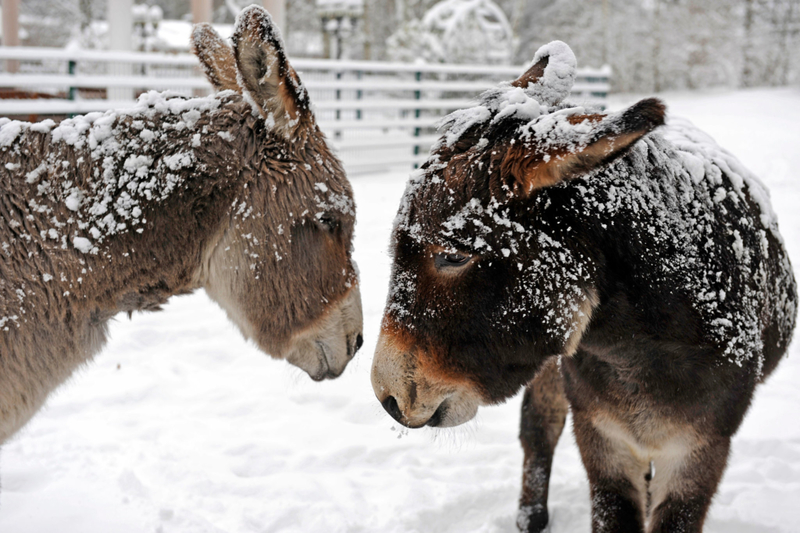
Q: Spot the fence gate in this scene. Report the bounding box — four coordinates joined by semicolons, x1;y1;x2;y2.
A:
0;47;610;174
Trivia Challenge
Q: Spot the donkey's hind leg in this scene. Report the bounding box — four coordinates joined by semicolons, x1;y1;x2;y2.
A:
517;357;569;533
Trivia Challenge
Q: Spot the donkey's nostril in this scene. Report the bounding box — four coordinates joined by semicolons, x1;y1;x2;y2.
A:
382;396;403;422
346;334;362;359
426;402;447;427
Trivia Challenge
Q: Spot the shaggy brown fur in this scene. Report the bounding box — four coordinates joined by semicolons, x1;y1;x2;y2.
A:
0;6;363;444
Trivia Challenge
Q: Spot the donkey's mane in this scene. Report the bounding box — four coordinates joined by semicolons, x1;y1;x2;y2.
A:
0;90;251;254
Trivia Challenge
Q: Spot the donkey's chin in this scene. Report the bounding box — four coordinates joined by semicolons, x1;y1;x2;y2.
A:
282;286;364;381
284;331;359;381
426;392;480;428
284;339;335;381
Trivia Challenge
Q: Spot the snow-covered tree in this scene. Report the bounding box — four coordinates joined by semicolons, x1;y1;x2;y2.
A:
14;0;800;90
387;0;514;63
386;19;446;62
742;0;800;86
513;0;747;93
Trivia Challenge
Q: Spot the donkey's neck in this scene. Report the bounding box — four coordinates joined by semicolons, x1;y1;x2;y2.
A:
2;92;257;316
0;93;261;442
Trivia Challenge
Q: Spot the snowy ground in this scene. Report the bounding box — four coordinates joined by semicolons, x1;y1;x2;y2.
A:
2;87;799;533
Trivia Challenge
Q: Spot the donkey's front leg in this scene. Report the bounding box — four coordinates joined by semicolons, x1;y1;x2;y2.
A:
647;437;730;533
572;410;647;533
517;358;569;533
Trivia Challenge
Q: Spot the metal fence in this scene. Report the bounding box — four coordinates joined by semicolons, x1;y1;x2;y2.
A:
0;47;611;174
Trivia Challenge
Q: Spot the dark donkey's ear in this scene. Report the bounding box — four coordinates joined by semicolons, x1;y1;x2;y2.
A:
232;6;311;139
500;98;666;196
511;40;577;107
191;23;240;92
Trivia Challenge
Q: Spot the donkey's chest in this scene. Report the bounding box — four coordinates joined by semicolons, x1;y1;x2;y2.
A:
562;351;706;475
590;405;701;466
587;402;707;509
561;333;755;441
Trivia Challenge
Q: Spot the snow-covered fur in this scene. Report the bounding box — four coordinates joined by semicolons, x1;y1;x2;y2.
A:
0;7;363;445
372;41;797;533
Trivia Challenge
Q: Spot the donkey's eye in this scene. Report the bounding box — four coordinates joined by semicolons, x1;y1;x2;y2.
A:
435;252;471;269
317;214;337;232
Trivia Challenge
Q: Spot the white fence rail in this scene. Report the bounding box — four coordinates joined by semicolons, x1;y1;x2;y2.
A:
0;47;610;173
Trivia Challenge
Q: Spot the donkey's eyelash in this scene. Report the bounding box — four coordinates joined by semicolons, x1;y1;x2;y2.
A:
316;214;339;231
434;252;473;270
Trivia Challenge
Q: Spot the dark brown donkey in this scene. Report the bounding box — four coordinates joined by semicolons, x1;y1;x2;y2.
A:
372;41;796;532
0;6;363;445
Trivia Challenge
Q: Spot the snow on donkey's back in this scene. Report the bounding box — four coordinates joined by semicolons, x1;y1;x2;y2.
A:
0;4;363;469
371;40;797;533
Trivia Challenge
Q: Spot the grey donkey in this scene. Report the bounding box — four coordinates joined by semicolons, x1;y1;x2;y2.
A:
0;6;363;445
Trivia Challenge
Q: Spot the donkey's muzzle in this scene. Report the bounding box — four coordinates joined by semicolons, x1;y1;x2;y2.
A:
381;395;403;423
371;331;480;428
379;394;448;428
285;284;363;381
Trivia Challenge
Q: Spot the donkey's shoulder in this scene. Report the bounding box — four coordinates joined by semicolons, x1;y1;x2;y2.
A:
585;117;797;369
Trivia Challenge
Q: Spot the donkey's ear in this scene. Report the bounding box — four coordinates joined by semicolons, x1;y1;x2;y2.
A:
511;41;577;107
501;99;666;195
232;6;311;138
511;54;548;90
191;23;240;92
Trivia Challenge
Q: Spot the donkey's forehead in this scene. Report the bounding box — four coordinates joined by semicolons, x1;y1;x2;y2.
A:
302;143;354;217
437;86;600;154
254;125;354;212
262;167;354;222
311;181;355;218
393;161;525;254
437;86;543;148
392;79;605;251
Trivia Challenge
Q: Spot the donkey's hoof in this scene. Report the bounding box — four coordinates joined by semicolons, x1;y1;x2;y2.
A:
516;505;548;533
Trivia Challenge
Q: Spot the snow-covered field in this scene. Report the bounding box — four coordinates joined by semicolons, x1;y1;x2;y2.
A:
2;87;799;533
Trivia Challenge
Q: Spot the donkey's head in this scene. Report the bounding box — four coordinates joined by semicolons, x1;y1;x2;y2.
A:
372;42;665;427
190;8;362;381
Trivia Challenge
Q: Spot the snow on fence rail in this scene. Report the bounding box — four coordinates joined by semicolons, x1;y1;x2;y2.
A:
0;47;610;173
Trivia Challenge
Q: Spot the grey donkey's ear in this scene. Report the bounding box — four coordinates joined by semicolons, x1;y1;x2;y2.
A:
232;6;312;138
191;23;240;92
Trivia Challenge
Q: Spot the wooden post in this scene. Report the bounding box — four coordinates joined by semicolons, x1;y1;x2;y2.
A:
362;0;371;60
356;70;362;120
413;70;421;168
742;0;756;87
322;17;332;59
68;60;77;101
262;0;286;33
1;0;20;73
191;0;212;24
108;0;134;101
191;0;212;96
